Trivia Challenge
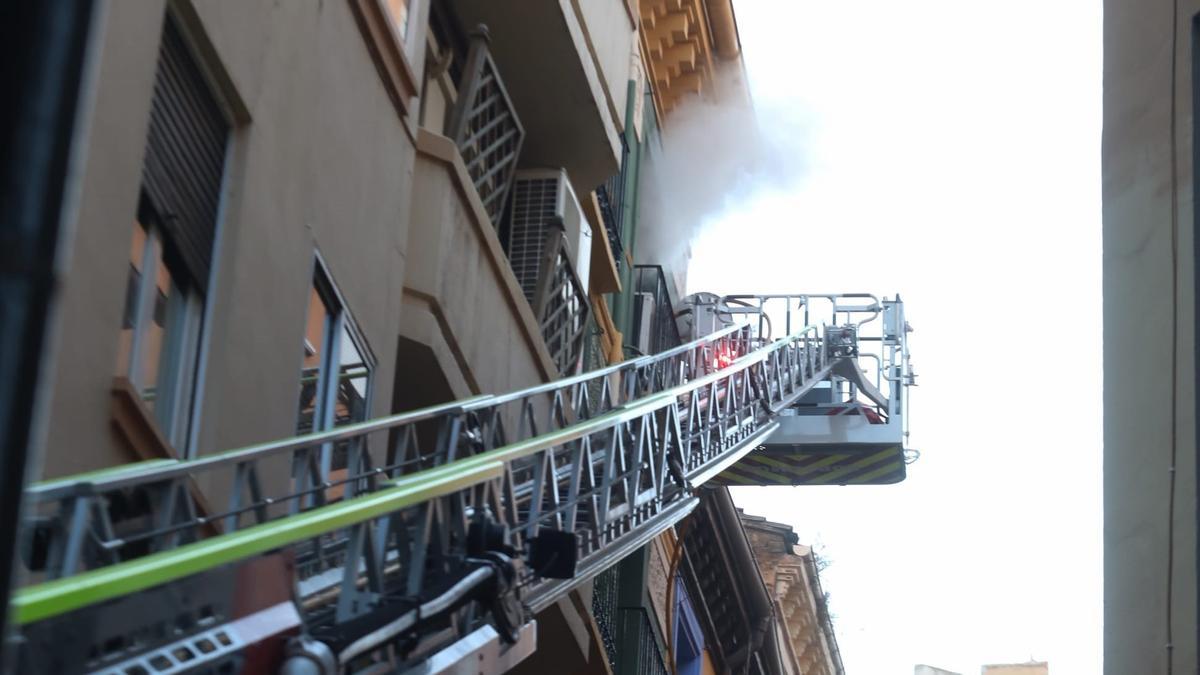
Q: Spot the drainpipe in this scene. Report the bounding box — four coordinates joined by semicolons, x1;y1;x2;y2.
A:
612;77;641;338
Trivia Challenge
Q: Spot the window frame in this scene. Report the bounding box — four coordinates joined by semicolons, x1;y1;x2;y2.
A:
118;199;206;451
350;0;425;120
672;577;704;675
296;256;376;484
113;10;236;461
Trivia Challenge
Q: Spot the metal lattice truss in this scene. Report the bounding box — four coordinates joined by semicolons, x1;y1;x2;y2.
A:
14;321;839;668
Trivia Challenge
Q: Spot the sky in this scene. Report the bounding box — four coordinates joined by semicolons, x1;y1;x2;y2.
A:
684;1;1103;673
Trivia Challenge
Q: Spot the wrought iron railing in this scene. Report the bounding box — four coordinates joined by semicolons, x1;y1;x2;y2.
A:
533;226;591;376
595;139;629;270
633;265;683;356
591;564;621;668
446;25;524;227
616;607;669;675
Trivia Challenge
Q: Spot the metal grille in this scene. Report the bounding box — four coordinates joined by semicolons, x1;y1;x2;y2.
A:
507;177;560;302
446;27;523;227
591;565;620;668
581;312;607;403
618;608;669;675
685;504;745;665
595;139;629;270
142;15;228;290
533;228;591;376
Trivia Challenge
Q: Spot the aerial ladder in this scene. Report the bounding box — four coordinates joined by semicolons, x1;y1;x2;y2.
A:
7;293;913;675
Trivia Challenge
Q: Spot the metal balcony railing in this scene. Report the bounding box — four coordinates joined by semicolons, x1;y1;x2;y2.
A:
595;140;629;270
633;264;683;356
532;226;591;377
446;25;524;228
591;564;620;668
618;607;670;675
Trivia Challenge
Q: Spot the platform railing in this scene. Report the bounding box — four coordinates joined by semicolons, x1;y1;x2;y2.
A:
18;321;758;584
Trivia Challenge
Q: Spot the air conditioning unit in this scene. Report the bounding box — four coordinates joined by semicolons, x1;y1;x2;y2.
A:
633;292;655;355
507;168;591;304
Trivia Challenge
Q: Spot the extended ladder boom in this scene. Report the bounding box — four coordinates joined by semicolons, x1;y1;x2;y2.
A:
10;294;912;675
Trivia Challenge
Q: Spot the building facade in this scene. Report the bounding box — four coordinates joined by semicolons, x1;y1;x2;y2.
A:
40;0;635;481
36;0;748;476
1103;1;1199;673
581;492;846;675
741;513;845;675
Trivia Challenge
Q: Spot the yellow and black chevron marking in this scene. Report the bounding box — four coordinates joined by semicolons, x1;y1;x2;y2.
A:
712;445;906;486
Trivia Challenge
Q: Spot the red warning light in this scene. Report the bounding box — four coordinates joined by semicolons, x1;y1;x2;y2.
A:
711;348;734;370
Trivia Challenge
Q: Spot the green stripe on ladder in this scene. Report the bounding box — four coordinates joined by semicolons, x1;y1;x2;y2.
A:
12;459;504;626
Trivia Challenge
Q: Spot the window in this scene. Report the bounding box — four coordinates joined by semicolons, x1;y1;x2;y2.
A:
351;0;421;117
115;196;205;448
385;0;411;45
114;15;229;453
296;266;374;493
673;579;704;675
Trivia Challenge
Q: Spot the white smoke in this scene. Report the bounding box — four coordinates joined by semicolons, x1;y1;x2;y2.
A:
635;63;813;296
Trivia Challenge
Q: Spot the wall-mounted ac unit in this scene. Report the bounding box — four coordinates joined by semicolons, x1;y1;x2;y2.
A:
633;292;655;355
507;168;591;304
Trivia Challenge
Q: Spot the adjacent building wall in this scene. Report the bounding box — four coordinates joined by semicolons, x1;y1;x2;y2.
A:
742;512;844;675
1103;1;1198;673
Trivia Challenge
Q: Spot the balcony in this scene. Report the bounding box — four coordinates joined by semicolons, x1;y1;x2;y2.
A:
595;139;630;272
449;0;632;191
406;22;596;388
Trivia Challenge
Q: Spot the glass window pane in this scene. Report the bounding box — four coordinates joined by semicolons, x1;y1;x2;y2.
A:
138;234;170;410
115;223;147;376
114;218;202;449
335;324;369;426
386;0;409;42
297;286;331;435
330;324;369;471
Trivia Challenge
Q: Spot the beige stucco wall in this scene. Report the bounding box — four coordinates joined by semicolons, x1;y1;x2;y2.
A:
403;131;558;397
1103;1;1198;673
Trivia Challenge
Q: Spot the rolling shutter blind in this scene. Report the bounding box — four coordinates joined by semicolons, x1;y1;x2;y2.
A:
141;17;228;291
